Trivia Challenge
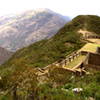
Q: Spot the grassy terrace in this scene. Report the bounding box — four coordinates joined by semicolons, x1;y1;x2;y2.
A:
65;55;86;68
79;43;100;53
65;42;100;68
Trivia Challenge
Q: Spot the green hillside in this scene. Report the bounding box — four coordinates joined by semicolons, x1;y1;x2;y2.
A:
71;15;100;34
0;15;100;100
5;32;83;67
1;25;84;69
1;15;100;77
1;15;100;70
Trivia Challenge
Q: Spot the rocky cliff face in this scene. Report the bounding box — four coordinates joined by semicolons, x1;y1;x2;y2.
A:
0;9;70;51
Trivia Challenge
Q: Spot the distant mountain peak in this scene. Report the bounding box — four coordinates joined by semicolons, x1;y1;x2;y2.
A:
33;8;52;12
21;8;53;15
0;9;70;51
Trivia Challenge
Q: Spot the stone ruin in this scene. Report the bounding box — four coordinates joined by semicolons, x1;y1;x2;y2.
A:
96;47;100;54
84;47;100;70
42;47;100;76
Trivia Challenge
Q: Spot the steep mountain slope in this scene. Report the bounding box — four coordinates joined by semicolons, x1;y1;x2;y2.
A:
1;16;86;69
0;15;100;100
0;47;13;64
1;15;100;69
0;9;70;51
0;15;15;26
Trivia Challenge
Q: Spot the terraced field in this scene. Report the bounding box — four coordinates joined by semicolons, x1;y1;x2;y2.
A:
65;55;86;68
79;43;100;53
65;42;100;69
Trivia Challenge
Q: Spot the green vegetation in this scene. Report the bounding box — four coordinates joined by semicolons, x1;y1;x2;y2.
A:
1;15;100;70
79;43;100;53
66;55;86;68
0;67;100;100
1;28;84;70
71;15;100;34
0;15;100;100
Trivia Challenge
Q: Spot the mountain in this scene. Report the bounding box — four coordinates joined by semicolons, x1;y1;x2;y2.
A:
1;15;100;69
1;16;87;69
0;15;100;100
0;15;15;25
0;47;13;64
0;9;70;51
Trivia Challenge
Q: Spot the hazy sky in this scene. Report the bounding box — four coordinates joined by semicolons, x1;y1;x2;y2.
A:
0;0;100;18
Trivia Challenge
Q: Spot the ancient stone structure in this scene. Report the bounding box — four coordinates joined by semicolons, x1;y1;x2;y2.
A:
85;52;100;70
44;51;81;69
42;46;100;76
80;51;88;55
56;51;81;67
86;35;100;39
96;47;100;54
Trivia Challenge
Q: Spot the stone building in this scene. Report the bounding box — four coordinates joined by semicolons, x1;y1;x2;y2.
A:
84;47;100;70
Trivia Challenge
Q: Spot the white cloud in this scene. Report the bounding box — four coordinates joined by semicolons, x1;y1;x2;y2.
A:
0;0;99;17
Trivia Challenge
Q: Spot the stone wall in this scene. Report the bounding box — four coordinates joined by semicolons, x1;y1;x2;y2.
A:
44;50;89;70
42;51;82;71
43;48;100;74
87;53;100;65
85;35;100;39
96;47;100;54
80;51;88;55
46;51;82;68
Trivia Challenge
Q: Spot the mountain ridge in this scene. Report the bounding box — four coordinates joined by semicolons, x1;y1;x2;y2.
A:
1;15;100;69
0;9;70;51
